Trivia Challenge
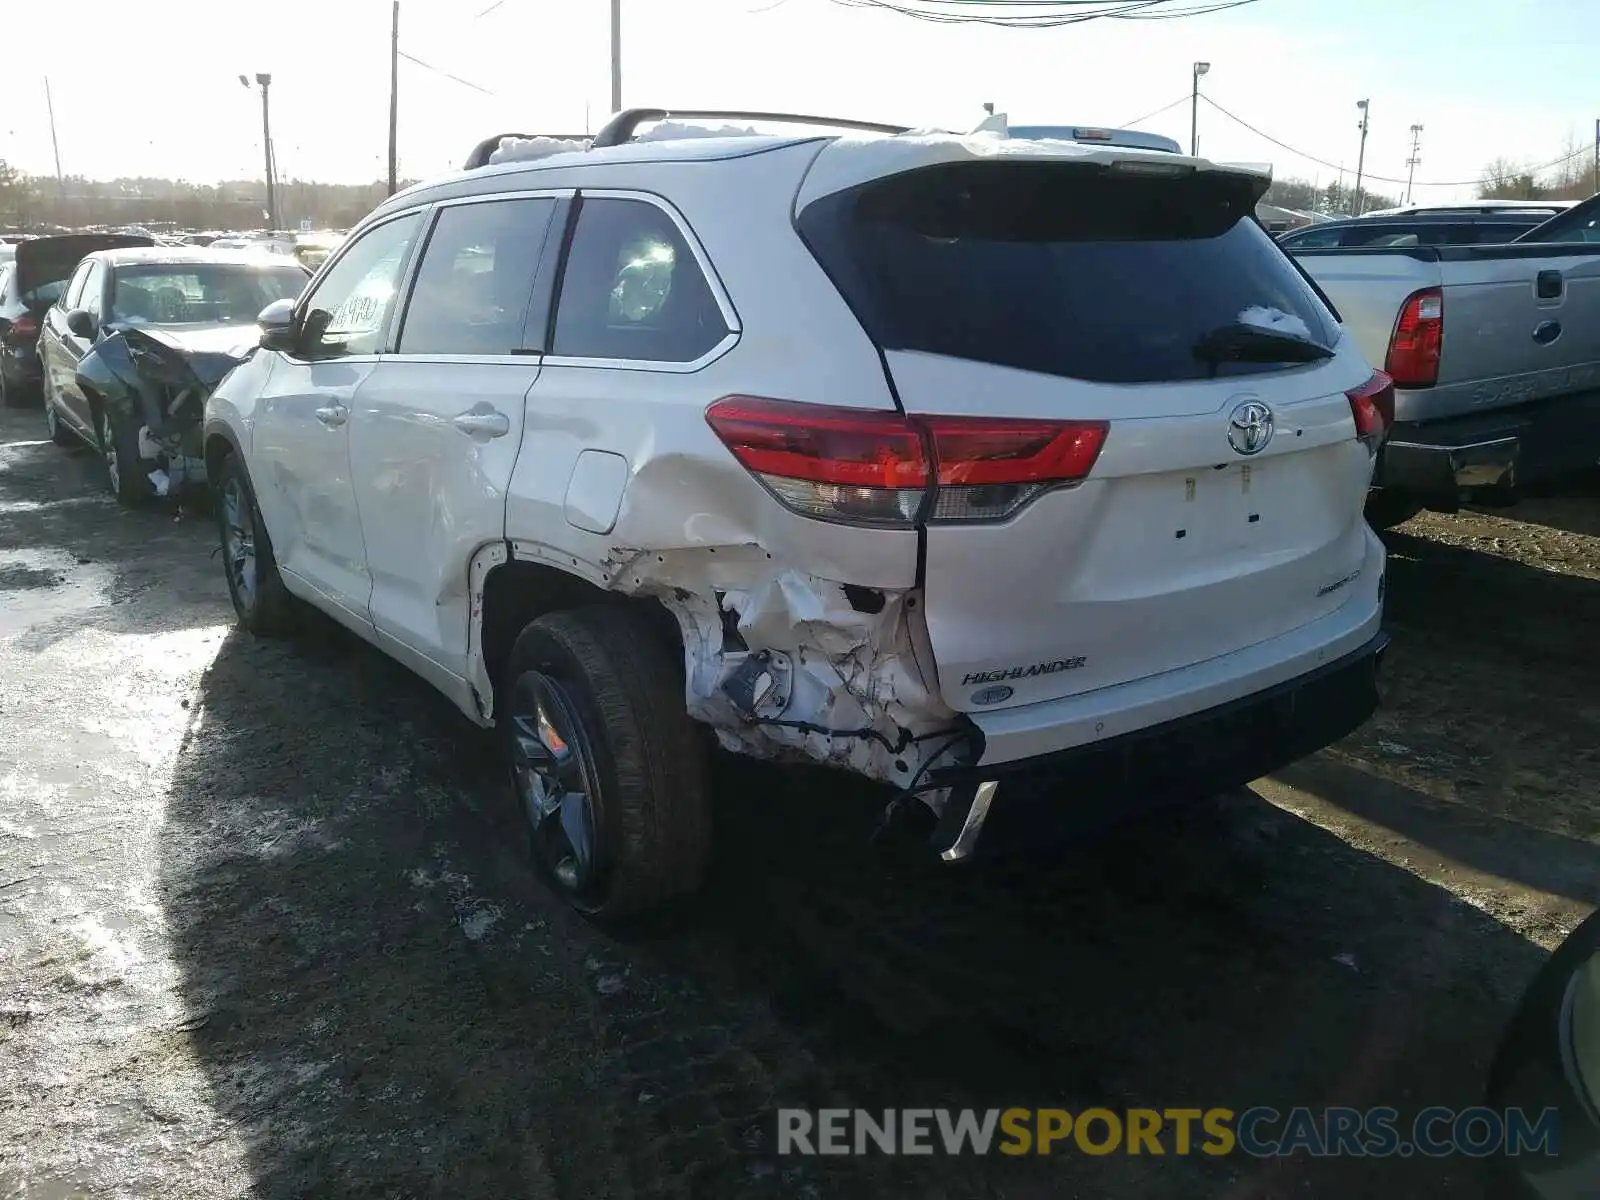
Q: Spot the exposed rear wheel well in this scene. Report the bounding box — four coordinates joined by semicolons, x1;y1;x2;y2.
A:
205;432;235;481
480;558;685;699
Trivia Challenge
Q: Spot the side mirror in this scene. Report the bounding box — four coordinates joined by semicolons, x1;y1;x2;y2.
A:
1484;907;1600;1196
257;298;298;353
66;308;97;340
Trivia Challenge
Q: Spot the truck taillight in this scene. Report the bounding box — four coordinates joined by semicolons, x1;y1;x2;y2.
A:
1385;287;1443;387
705;396;1108;527
1346;369;1395;455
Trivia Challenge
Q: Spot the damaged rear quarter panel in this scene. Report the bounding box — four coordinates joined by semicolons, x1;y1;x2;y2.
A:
503;348;963;786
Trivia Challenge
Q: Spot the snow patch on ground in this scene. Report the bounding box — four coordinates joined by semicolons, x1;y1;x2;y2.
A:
408;852;504;943
1237;305;1314;341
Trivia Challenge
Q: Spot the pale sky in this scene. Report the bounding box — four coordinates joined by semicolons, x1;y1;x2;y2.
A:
4;0;1597;201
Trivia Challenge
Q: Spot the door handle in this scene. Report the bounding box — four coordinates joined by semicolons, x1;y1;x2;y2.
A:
1536;270;1563;300
451;408;511;438
314;403;348;427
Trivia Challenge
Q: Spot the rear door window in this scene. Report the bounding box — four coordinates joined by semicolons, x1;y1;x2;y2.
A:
799;161;1337;385
397;197;557;355
551;196;728;363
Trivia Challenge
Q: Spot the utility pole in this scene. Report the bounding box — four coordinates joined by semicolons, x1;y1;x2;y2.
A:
1593;118;1598;197
389;1;400;196
43;78;64;190
1190;61;1210;156
1352;99;1370;216
1405;123;1423;204
610;0;622;113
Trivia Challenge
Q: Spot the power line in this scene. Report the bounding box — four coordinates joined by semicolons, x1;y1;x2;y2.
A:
397;50;497;96
1199;95;1589;188
1116;94;1191;128
825;0;1262;25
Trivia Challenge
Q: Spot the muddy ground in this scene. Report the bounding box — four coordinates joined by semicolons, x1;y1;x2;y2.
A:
0;398;1596;1199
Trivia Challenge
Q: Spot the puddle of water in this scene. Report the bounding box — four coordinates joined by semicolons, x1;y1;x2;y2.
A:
0;548;111;638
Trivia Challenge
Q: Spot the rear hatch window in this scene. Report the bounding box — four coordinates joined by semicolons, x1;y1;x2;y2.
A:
798;161;1338;385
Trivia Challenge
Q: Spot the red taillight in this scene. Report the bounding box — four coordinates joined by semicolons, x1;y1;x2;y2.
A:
1385;287;1442;387
705;396;1107;526
6;314;39;342
1346;369;1395;454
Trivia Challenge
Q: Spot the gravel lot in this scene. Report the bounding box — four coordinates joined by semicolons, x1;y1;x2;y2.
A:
1;399;1596;1198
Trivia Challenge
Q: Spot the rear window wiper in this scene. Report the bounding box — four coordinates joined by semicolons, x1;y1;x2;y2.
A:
1192;322;1334;372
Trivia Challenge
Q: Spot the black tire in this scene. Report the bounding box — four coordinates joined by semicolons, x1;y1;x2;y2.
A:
214;451;296;635
42;380;75;447
93;402;157;507
1364;489;1425;531
500;605;711;922
0;365;36;408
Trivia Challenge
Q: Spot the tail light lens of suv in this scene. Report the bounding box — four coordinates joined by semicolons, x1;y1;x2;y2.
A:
1385;287;1443;387
4;314;39;344
1346;369;1396;455
705;396;1108;527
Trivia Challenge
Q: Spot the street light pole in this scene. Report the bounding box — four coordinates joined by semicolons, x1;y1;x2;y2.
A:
1352;99;1370;216
240;73;278;230
1190;61;1210;157
610;0;622;113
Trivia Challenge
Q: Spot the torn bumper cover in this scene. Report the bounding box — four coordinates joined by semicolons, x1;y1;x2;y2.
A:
76;325;251;492
600;555;970;790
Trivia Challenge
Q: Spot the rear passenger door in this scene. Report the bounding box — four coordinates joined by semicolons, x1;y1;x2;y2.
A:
349;192;562;677
505;192;736;571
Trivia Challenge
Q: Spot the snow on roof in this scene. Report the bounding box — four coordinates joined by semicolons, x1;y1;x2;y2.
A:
487;135;593;165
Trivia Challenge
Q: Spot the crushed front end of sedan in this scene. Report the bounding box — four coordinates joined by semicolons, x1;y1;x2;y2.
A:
76;325;253;496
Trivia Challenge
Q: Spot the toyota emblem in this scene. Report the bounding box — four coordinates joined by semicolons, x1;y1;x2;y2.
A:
1227;399;1275;456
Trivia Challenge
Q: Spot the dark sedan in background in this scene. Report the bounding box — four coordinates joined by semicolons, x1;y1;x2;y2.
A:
0;233;153;407
38;246;309;504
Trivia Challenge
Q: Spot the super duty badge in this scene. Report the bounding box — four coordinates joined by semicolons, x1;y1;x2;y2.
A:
963;657;1087;686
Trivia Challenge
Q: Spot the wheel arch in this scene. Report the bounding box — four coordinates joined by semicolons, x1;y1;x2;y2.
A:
470;549;685;722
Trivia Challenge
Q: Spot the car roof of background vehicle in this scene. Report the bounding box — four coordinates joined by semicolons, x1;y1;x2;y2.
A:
90;246;312;268
1361;199;1577;217
1284;212;1548;232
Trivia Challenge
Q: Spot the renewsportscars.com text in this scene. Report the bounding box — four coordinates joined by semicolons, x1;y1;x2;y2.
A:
777;1106;1560;1159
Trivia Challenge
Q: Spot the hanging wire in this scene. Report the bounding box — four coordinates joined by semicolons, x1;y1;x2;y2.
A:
1200;95;1588;189
826;0;1263;24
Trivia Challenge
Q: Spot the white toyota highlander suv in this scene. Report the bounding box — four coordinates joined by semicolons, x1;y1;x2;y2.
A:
204;108;1391;920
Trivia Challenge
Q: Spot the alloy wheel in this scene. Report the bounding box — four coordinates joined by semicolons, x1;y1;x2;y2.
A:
97;411;119;493
507;670;603;899
220;476;257;606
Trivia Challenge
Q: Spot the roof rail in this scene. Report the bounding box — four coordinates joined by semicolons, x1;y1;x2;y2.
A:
590;108;909;149
464;132;591;171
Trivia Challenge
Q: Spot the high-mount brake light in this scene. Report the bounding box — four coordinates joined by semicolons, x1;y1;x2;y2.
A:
705;396;1108;526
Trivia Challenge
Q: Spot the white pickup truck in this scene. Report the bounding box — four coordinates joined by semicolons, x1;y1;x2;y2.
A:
1291;196;1600;526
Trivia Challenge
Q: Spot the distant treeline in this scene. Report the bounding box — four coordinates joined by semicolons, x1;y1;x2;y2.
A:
0;163;416;232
